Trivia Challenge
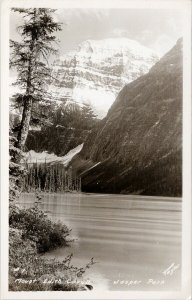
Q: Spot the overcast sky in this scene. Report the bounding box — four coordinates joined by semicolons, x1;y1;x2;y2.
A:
10;8;183;57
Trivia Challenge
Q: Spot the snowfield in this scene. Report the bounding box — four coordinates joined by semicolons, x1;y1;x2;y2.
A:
24;144;84;166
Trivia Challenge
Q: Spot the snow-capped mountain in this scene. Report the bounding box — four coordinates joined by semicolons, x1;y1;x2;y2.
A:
71;39;182;196
49;38;159;117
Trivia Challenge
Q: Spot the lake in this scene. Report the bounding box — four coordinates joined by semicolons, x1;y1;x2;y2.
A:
19;192;181;291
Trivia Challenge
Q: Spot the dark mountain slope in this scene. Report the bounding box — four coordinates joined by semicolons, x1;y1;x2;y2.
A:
71;39;182;196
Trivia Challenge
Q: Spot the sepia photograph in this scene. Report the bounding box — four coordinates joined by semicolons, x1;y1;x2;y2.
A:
1;0;191;299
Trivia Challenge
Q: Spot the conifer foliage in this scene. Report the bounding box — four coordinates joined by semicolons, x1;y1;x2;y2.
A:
10;8;62;155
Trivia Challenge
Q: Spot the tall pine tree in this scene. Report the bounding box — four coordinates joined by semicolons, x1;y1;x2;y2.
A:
81;103;97;129
10;8;61;160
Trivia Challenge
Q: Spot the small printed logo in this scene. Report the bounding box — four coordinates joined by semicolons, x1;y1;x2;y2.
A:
162;263;180;276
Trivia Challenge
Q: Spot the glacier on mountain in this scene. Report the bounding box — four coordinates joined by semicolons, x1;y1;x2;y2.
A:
25;144;84;166
49;38;159;117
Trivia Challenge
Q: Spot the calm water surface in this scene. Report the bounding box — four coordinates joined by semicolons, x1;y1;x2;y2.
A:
19;192;181;291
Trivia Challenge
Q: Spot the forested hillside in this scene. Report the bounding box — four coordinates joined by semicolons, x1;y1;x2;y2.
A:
71;39;183;196
25;102;98;155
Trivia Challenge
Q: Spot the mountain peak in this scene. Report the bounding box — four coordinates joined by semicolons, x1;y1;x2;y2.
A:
50;37;159;117
78;37;158;59
75;40;182;196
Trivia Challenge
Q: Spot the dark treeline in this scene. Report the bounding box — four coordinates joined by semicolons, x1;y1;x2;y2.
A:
22;163;81;193
80;151;182;196
10;101;100;156
25;102;99;156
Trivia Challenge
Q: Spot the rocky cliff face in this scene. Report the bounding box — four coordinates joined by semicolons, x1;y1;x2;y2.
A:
50;38;158;117
73;39;182;196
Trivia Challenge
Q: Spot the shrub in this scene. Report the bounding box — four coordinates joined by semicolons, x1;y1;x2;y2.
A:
9;228;80;291
9;205;70;253
9;218;95;291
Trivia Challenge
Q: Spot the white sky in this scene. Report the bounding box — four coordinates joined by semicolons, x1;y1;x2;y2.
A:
10;8;184;57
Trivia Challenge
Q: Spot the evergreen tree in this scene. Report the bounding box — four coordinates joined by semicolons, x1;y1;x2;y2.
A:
10;8;61;159
81;103;97;129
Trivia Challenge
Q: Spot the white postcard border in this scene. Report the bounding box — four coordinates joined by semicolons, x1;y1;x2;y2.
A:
1;0;191;299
